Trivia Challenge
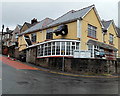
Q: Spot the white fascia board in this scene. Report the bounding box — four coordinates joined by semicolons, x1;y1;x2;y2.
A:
77;19;81;38
82;6;104;28
27;39;81;48
107;20;118;36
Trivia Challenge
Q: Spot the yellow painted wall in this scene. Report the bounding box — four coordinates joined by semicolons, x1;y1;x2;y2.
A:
18;35;27;51
81;8;102;50
35;21;78;43
53;22;78;40
18;24;31;51
36;30;46;43
104;23;118;49
118;38;120;57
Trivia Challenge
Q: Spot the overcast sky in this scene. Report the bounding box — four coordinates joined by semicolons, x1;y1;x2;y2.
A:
0;0;119;31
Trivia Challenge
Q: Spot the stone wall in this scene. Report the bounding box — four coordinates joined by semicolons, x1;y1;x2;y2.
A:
25;47;120;74
48;58;120;74
36;58;49;68
26;47;36;64
14;48;19;59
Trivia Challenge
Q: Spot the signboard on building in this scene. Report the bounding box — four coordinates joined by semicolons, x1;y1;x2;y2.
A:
74;50;91;58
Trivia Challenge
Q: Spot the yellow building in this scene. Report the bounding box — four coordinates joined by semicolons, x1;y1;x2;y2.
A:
116;27;120;58
18;5;118;60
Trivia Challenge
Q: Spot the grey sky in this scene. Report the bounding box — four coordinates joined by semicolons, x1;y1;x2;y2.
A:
1;1;119;31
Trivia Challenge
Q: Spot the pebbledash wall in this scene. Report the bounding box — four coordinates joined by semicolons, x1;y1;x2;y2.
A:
26;47;120;74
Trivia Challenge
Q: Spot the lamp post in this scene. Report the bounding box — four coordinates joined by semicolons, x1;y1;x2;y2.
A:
1;25;4;54
62;50;65;71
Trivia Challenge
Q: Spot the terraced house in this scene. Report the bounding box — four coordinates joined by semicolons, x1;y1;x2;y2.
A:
18;5;118;65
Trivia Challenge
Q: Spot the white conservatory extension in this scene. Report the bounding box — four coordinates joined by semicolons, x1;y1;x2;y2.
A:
27;39;80;58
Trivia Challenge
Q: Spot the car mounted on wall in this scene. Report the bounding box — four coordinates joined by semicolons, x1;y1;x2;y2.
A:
53;24;68;36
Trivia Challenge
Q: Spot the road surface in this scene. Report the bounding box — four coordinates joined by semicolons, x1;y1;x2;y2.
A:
1;56;119;94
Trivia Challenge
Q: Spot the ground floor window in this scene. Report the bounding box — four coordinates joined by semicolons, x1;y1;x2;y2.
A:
37;40;80;57
87;44;116;59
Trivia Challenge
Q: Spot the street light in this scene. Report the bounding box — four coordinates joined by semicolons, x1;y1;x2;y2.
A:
1;25;4;54
62;50;65;71
1;25;4;39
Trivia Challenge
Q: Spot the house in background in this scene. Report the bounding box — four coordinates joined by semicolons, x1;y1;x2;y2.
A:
101;20;118;59
0;32;3;54
18;17;54;62
8;25;22;58
17;18;39;60
11;24;22;44
2;27;13;55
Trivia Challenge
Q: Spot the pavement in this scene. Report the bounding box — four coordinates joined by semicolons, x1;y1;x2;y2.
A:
0;55;119;78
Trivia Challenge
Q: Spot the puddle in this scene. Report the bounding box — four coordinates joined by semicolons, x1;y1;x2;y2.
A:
17;81;29;85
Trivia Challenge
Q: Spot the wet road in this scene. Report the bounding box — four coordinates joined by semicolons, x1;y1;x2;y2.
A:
2;61;119;94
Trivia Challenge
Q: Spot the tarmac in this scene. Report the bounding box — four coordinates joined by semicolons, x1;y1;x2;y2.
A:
1;55;119;78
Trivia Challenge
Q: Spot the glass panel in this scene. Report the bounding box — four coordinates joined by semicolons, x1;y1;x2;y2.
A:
66;42;70;55
44;43;48;56
52;42;55;55
76;42;79;50
72;42;75;45
61;42;65;55
71;42;76;55
56;42;60;55
48;42;51;55
40;44;44;56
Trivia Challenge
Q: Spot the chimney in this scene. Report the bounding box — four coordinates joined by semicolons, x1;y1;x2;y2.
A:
31;18;38;25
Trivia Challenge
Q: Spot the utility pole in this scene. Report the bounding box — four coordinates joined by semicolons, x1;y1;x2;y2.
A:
1;25;4;54
62;50;65;71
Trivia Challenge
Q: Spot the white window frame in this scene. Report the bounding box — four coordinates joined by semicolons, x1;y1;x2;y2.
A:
36;39;80;58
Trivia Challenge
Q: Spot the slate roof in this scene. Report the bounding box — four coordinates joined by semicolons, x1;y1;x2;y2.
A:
18;4;100;36
17;24;22;29
25;22;33;28
46;5;95;28
101;20;113;30
19;18;54;35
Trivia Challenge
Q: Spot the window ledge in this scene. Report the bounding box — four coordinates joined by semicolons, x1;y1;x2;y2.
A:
104;41;106;43
109;42;114;45
87;36;98;40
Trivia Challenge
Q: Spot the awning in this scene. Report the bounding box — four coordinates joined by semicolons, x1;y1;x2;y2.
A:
87;39;118;51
